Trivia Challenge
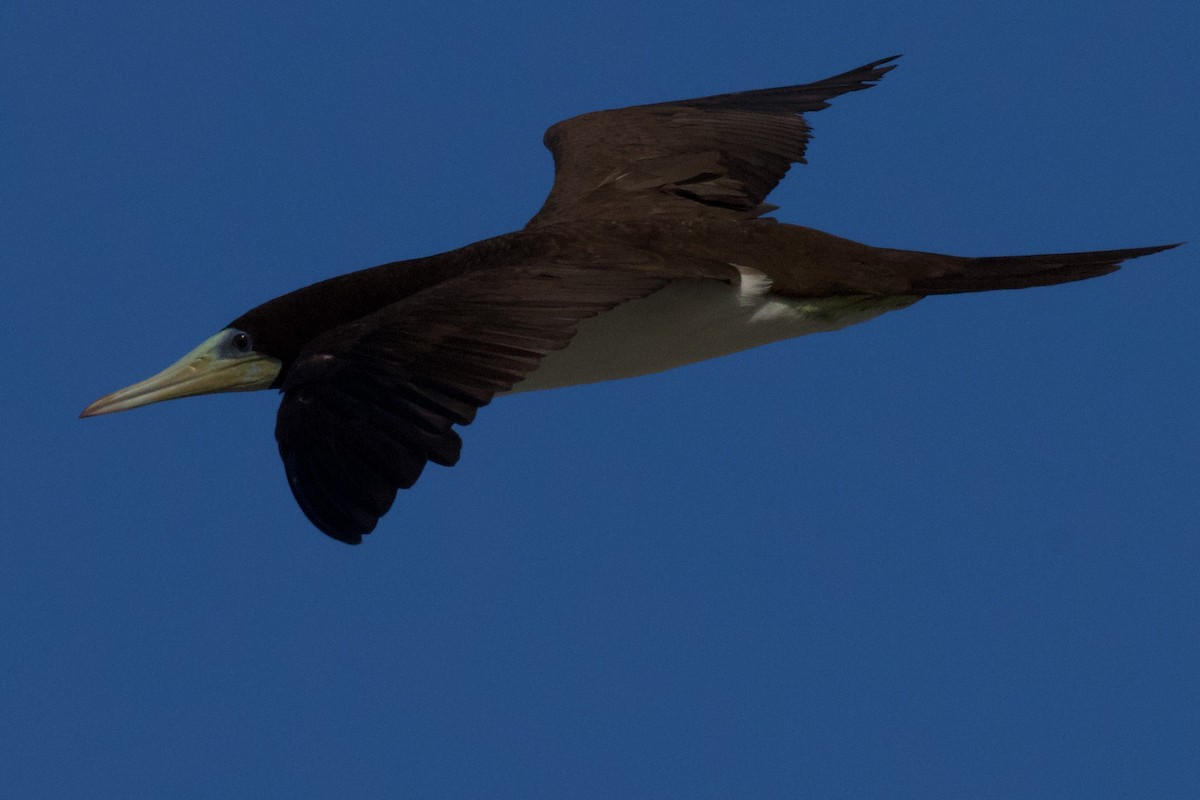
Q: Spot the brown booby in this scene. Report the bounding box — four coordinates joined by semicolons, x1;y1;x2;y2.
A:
81;56;1179;543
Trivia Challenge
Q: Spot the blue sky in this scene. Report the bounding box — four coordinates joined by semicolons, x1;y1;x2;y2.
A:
4;1;1198;797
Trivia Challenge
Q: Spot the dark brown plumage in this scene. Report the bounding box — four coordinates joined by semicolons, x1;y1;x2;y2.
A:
82;56;1179;544
529;56;901;225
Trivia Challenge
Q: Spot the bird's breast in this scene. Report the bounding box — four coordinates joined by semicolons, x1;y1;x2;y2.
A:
510;269;917;393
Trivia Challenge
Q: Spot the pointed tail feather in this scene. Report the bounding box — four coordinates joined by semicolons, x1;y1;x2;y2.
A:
909;243;1182;294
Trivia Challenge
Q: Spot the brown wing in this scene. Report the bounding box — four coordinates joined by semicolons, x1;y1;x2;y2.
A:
274;263;668;543
525;56;899;228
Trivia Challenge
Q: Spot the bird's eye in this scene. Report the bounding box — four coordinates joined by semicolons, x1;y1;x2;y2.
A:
231;332;252;352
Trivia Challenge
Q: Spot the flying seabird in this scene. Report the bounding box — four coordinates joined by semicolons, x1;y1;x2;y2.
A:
81;56;1179;543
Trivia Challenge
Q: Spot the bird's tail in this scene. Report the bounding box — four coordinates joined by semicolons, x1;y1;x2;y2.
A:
906;243;1181;294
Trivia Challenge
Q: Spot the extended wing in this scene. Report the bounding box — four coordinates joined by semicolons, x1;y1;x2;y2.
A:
274;263;669;543
526;56;899;228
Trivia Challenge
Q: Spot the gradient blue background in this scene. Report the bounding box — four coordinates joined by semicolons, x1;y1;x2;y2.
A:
4;2;1198;797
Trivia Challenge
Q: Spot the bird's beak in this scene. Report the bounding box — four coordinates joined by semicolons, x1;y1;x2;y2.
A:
80;330;282;418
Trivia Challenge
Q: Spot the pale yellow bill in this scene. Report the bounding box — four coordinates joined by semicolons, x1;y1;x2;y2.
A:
81;330;281;418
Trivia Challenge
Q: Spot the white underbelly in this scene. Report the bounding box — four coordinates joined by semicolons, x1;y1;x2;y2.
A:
511;273;918;393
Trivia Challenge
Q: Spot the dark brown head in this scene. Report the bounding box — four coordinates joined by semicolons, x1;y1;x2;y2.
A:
79;252;451;417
